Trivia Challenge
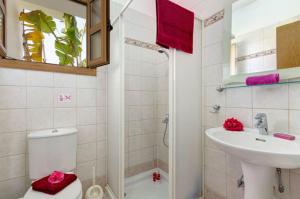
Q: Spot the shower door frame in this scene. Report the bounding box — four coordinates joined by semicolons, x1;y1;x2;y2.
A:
109;1;203;198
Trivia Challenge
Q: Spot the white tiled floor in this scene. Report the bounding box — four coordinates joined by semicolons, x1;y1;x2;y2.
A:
125;169;168;199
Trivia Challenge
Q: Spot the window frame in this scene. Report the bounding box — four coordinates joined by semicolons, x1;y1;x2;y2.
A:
0;0;110;76
0;0;6;58
87;0;110;68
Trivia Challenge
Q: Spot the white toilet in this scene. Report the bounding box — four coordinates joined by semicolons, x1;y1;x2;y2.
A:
23;128;82;199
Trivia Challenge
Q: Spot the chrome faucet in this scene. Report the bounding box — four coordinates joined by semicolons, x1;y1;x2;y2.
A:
254;113;268;135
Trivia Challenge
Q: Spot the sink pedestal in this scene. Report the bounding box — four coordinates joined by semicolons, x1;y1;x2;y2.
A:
242;162;275;199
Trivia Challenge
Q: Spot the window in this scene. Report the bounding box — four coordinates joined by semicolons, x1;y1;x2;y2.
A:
0;0;110;75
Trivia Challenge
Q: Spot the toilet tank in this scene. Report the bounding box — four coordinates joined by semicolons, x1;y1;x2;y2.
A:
28;128;77;180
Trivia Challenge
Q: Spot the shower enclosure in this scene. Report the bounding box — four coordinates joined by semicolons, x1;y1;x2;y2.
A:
106;0;203;198
124;37;169;198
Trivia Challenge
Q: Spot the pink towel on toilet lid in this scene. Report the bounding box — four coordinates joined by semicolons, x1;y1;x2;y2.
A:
156;0;195;54
48;171;65;184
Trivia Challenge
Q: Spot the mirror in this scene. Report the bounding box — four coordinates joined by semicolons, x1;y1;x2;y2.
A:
224;0;300;85
6;0;87;67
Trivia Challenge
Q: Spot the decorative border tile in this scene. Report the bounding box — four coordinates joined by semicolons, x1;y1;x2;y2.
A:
125;37;162;51
236;49;276;62
204;10;225;27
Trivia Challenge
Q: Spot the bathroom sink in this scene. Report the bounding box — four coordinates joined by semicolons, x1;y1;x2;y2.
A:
205;127;300;199
205;127;300;169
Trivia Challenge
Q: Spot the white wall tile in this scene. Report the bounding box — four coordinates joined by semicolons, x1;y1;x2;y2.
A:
27;71;53;87
289;110;300;135
97;108;106;124
205;148;226;173
77;160;96;181
27;108;53;130
128;106;141;121
204;42;223;66
0;86;26;109
0;68;26;86
140;92;154;105
54;108;76;128
96;123;106;141
204;106;225;128
0;155;25;181
126;75;141;90
0;177;26;199
204;64;223;86
77;76;96;89
226;87;252;108
77;89;97;107
0;109;26;133
77;125;97;144
226;154;242;179
126;91;141;106
290;173;300;199
96;157;106;177
205;167;227;198
206;86;225;106
289;84;300;110
54;73;76;88
128;120;142;136
77;108;97;125
97;141;106;159
96;67;107;90
97;90;106;107
77;142;97;163
27;87;53;108
204;20;224;46
0;132;26;157
141;106;154;119
54;88;76;107
253;85;288;109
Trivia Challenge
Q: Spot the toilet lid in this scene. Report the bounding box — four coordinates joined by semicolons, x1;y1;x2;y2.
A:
24;178;82;199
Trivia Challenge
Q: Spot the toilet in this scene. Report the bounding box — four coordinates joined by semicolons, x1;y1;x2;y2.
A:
23;128;82;199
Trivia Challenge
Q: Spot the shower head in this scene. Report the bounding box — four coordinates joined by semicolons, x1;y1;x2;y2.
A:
158;49;169;58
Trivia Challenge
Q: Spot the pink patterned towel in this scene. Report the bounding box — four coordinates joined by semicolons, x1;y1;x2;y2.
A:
246;73;280;86
48;171;65;184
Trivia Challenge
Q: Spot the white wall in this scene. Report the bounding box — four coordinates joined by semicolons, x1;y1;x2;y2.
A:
174;19;202;199
0;68;106;199
203;1;300;199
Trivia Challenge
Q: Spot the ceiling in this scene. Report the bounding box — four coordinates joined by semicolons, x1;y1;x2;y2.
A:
112;0;223;19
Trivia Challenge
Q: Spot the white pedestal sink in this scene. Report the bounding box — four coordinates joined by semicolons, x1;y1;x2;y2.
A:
205;128;300;199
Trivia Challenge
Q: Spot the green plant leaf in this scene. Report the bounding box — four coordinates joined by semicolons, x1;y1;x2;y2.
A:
19;10;57;62
55;50;74;65
54;13;84;66
20;10;56;33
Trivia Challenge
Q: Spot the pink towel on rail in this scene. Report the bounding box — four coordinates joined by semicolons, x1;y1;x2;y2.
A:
156;0;194;54
246;73;280;86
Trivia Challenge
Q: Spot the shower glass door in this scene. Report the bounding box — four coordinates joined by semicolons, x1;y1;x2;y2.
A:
123;8;169;199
